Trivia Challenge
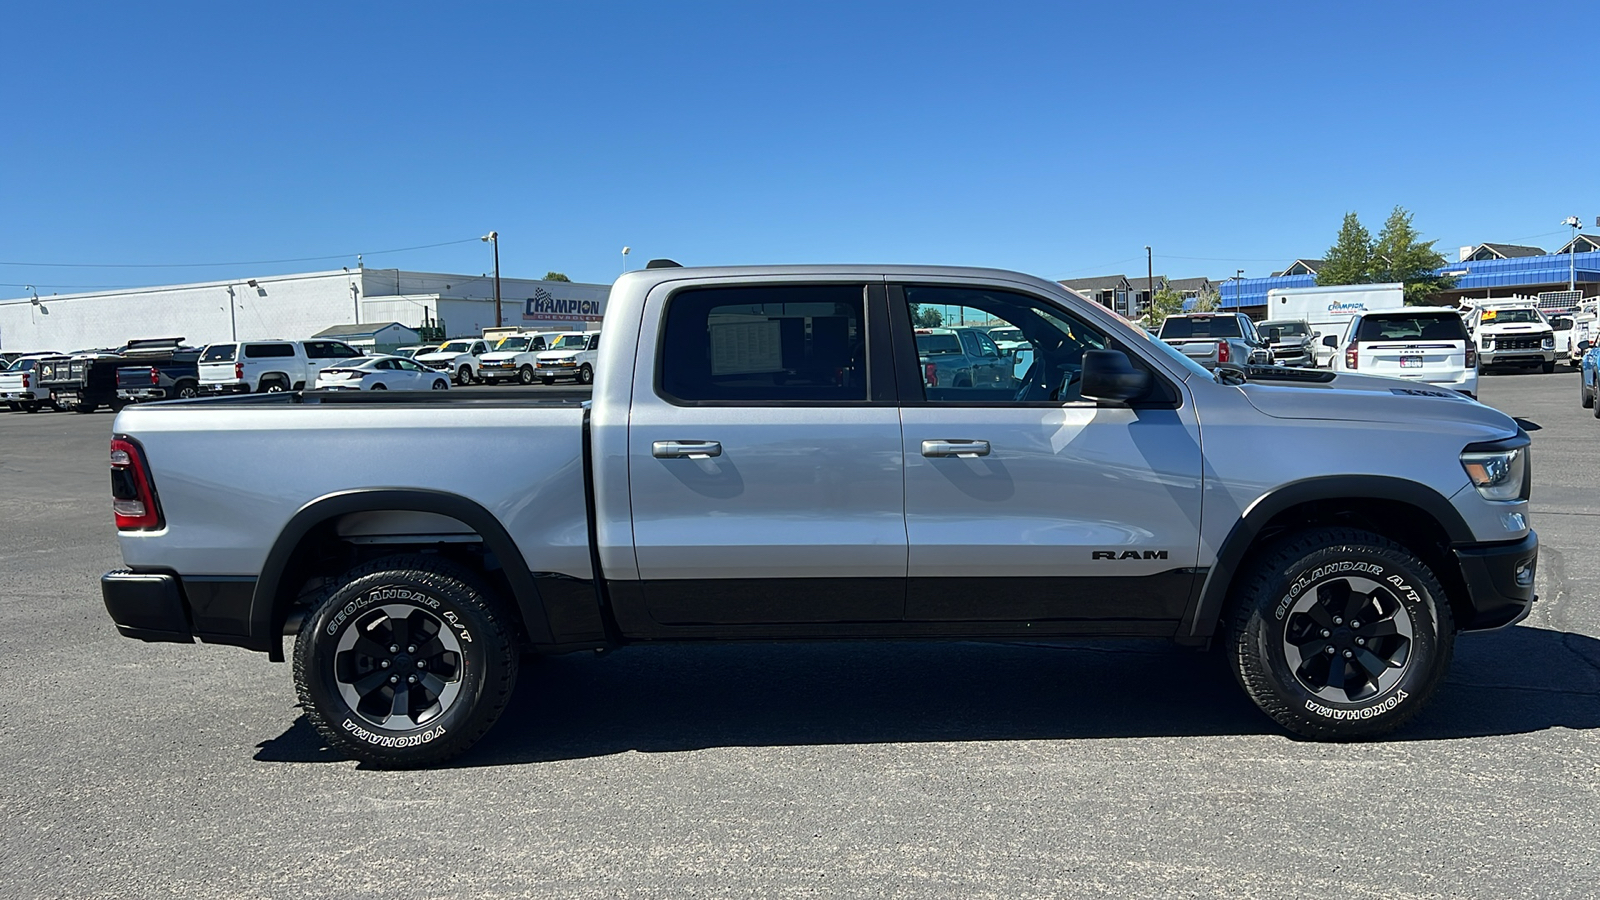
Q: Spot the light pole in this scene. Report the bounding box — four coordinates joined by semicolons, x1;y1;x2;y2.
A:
481;231;502;327
1235;269;1245;309
1563;216;1582;293
621;246;631;274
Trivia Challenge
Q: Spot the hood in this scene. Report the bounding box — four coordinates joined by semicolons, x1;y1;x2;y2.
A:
1239;372;1517;432
1480;322;1551;333
538;350;581;361
415;351;462;362
480;351;520;362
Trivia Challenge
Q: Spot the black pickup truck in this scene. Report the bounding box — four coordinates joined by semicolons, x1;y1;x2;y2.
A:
37;338;191;413
116;347;203;403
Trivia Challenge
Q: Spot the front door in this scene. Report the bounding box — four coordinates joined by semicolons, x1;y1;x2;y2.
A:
627;281;907;625
892;283;1204;631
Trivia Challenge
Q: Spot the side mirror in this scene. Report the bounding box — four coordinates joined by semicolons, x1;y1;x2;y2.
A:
1580;340;1592;352
1080;349;1149;404
1322;335;1338;348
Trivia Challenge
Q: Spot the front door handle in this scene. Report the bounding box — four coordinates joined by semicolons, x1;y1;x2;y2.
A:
921;439;991;459
652;440;723;459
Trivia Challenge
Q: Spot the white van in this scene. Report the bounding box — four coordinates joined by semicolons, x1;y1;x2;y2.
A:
1266;284;1405;367
534;332;601;385
1327;307;1477;398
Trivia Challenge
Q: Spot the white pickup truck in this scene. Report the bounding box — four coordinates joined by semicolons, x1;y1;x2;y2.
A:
415;339;491;385
101;263;1537;766
198;340;359;394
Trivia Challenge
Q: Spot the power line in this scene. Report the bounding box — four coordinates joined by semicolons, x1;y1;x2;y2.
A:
0;237;482;269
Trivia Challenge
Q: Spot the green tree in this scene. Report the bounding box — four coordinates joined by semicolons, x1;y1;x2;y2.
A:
1147;287;1189;324
1371;206;1454;305
1191;286;1221;313
914;306;943;327
1316;212;1376;286
543;271;572;282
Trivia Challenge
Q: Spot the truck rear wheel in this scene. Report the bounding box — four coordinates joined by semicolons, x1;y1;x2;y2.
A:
1226;527;1453;740
293;554;520;767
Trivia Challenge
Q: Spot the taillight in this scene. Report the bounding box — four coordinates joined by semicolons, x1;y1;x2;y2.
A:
110;436;162;530
1216;341;1230;364
149;367;160;385
924;363;938;387
1465;346;1477;368
20;373;29;388
1345;343;1359;369
234;362;244;380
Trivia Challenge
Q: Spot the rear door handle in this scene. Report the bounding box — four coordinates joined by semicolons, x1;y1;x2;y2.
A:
652;440;723;459
921;439;990;459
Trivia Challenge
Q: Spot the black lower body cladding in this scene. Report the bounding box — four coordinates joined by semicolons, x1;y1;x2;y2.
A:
1451;531;1538;630
101;570;260;647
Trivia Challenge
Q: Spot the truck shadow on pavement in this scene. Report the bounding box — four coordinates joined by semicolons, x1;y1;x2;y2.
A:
255;625;1600;768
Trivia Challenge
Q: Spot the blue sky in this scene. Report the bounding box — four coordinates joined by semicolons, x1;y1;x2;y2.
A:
3;1;1594;295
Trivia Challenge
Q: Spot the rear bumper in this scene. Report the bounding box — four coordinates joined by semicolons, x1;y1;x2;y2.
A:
1451;530;1538;631
102;570;262;648
198;383;250;395
118;388;169;401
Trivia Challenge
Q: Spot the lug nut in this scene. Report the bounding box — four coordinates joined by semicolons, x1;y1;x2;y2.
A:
389;645;399;653
380;659;390;668
1355;638;1366;646
1351;621;1362;630
389;675;399;684
1333;617;1343;626
1325;646;1336;655
407;675;418;684
1321;629;1331;638
1343;650;1355;658
416;660;426;668
407;645;416;653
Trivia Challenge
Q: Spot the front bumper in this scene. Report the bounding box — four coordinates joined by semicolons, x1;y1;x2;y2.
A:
1479;349;1554;366
536;366;579;378
1451;530;1538;631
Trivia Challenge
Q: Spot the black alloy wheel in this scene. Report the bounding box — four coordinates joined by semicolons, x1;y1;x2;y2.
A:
1279;576;1414;704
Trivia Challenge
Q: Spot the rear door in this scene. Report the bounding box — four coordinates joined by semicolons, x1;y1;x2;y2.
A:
626;280;907;625
1354;313;1469;384
892;281;1204;631
198;343;238;385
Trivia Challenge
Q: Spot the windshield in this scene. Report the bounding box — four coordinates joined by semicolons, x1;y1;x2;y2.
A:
549;334;587;350
987;328;1024;343
1480;308;1543;325
329;357;374;368
1356;314;1468;342
8;358;34;371
916;334;963;355
495;336;530;351
200;344;236;362
1259;320;1309;337
438;341;473;353
1160;316;1241;339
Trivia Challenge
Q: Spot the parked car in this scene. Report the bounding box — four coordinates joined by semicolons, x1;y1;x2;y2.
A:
915;327;1012;389
534;332;601;385
197;340;359;394
392;345;436;360
314;356;453;391
1257;319;1318;367
1464;305;1555;373
1579;340;1599;416
37;338;190;413
1325;307;1477;398
1157;313;1272;369
102;264;1536;766
415;339;490;385
983;326;1028;355
116;347;203;403
0;353;63;412
477;332;568;385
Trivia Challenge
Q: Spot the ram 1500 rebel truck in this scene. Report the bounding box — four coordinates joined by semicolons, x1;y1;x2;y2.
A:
101;265;1538;767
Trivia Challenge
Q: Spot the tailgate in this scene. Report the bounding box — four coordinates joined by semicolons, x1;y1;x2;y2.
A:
1361;341;1468;382
198;362;239;384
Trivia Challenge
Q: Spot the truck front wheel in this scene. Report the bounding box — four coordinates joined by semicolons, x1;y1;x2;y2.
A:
1226;527;1454;740
293;554;520;767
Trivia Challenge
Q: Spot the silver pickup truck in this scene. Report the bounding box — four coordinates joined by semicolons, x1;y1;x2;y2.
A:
1158;312;1274;369
102;264;1538;766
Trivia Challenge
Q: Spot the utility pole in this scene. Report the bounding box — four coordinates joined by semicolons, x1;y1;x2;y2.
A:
1145;246;1153;318
1235;269;1245;309
482;231;502;327
1564;216;1582;293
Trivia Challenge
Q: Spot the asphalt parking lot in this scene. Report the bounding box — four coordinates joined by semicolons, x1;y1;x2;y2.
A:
2;372;1597;900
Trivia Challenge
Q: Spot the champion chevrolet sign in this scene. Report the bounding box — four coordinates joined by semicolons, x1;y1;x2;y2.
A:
523;286;604;322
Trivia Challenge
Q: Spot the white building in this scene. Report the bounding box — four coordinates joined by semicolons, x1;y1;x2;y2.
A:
0;268;609;352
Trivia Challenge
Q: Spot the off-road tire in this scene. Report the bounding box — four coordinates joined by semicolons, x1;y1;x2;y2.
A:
293;554;520;767
1227;527;1454;740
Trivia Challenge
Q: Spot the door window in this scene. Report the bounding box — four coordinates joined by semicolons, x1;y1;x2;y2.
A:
658;284;867;403
900;286;1115;404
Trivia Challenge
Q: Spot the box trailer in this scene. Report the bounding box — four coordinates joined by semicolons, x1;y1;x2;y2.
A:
1264;283;1404;367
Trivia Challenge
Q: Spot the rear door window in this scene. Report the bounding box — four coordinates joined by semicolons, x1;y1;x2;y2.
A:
658;284;868;403
303;341;358;359
200;344;237;362
1356;314;1468;342
244;343;296;358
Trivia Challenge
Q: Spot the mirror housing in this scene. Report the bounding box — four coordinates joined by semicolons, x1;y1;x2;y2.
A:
1080;349;1149;404
1322;335;1339;348
1580;340;1593;352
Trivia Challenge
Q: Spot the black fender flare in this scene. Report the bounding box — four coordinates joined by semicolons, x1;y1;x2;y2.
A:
1180;475;1473;643
251;488;554;660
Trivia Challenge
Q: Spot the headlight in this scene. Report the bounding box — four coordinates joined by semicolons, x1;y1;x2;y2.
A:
1541;336;1554;350
1460;447;1527;501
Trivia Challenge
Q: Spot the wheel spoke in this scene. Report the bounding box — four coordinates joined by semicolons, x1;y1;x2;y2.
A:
1362;618;1399;638
386;683;412;726
1325;657;1348;694
383;612;411;650
1354;648;1394;681
353;635;390;659
1340;584;1370;622
1293;639;1329;663
1303;602;1335;630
